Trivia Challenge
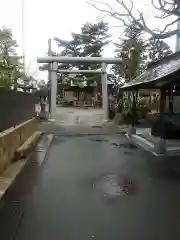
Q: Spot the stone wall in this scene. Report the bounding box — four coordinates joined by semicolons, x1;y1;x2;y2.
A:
0;118;39;175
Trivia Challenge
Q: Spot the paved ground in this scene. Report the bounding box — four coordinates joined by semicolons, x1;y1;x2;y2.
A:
0;129;180;239
39;120;128;135
1;108;180;239
36;106;105;125
38;106;128;135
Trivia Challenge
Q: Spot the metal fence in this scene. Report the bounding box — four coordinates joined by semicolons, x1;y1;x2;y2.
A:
0;88;35;131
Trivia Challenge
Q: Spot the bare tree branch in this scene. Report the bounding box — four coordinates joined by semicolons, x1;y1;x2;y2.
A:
95;14;110;21
89;0;114;12
162;17;180;32
152;0;180;17
154;12;170;19
87;0;130;27
88;0;180;39
87;0;129;20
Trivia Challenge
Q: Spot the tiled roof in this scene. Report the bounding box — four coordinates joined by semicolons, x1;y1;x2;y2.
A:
121;51;180;90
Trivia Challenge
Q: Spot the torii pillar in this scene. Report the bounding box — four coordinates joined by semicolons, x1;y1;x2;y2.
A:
50;62;58;119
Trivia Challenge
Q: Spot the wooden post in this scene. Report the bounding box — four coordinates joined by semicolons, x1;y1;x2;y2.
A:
128;91;136;137
154;88;167;154
159;88;166;122
149;92;151;105
132;91;136;127
168;86;174;114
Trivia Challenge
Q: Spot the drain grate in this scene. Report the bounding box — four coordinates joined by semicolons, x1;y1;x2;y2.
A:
92;125;102;128
89;138;108;143
123;151;132;155
119;143;137;149
110;142;137;149
111;142;118;147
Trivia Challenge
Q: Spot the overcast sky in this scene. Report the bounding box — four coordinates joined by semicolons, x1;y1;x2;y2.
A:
0;0;176;81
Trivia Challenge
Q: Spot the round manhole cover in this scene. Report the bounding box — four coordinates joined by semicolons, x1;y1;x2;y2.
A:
96;174;134;198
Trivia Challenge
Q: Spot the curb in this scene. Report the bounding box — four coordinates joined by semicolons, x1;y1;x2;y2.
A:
0;134;53;201
14;131;42;160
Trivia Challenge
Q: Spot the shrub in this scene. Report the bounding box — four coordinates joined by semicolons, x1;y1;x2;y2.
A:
116;95;149;123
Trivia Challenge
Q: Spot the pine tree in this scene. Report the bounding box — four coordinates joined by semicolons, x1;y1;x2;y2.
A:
0;28;23;88
147;38;172;63
54;21;109;85
111;22;173;84
111;21;147;83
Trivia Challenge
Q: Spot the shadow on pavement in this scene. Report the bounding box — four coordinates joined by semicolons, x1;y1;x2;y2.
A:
0;150;42;240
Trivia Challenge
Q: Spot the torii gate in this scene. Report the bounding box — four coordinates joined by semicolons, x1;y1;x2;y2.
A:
37;56;122;121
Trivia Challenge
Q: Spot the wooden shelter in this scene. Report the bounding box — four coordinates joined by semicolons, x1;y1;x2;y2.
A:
120;51;180;156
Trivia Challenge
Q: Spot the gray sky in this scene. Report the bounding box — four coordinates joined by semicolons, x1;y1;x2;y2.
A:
0;0;176;81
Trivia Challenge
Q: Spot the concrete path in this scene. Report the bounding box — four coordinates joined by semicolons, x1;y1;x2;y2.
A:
36;106;105;125
1;108;180;239
0;132;180;239
38;106;128;135
54;107;105;125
